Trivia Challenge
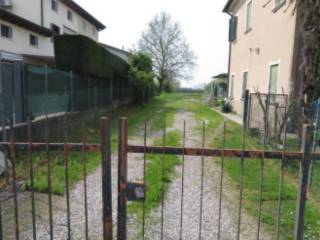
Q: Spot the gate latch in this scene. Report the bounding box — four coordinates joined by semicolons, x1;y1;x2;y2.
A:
127;181;146;202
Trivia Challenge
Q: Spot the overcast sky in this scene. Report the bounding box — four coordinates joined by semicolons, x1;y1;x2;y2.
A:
75;0;230;88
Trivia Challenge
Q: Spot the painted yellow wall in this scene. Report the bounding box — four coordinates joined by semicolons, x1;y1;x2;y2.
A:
227;0;297;114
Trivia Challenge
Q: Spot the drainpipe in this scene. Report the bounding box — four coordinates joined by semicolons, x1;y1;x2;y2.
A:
224;10;233;100
40;0;44;26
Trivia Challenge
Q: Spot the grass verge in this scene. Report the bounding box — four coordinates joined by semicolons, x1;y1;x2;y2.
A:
15;93;199;195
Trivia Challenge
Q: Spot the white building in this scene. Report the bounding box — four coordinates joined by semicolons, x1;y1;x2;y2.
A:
0;0;105;65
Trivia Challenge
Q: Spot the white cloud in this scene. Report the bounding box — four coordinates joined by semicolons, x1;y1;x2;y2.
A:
75;0;230;88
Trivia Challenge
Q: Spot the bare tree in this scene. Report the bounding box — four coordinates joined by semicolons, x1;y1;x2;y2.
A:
138;12;196;93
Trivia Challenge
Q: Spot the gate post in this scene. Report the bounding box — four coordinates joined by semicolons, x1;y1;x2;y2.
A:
294;124;314;240
243;90;250;130
101;117;113;240
118;117;128;240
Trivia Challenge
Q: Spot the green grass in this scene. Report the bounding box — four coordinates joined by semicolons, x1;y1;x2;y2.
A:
14;93;320;240
129;131;181;215
212;120;320;239
15;93;201;195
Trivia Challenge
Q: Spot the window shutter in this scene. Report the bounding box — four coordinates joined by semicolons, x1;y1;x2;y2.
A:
229;16;238;42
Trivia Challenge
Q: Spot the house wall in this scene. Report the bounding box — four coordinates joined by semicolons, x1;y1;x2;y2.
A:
227;0;297;115
0;19;53;57
0;0;100;60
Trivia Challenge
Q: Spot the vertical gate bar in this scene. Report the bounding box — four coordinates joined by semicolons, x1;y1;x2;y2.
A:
81;118;89;240
237;90;249;240
218;122;226;240
2;118;9;183
275;107;288;240
160;122;166;240
179;120;186;240
294;124;314;240
142;121;147;240
28;119;37;240
101;117;113;240
10;121;19;240
308;98;320;191
256;118;267;239
199;121;205;240
45;114;53;240
118;117;128;240
0;201;2;240
64;114;71;239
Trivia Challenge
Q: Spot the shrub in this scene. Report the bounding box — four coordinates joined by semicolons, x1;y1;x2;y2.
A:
221;99;233;113
54;35;129;79
129;52;156;103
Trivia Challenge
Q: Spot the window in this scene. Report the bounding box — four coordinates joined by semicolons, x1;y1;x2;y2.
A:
229;16;238;42
30;34;39;47
50;23;60;42
245;0;253;32
51;24;60;35
230;75;235;99
92;27;96;35
82;20;87;30
67;10;73;21
242;71;248;99
51;0;58;12
269;64;279;102
274;0;286;11
1;24;12;39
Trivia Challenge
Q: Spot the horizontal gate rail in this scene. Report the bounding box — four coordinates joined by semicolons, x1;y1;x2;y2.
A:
0;142;101;152
0;116;113;240
127;145;320;160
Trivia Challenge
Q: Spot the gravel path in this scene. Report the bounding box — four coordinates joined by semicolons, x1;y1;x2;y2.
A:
143;111;271;240
1;110;271;240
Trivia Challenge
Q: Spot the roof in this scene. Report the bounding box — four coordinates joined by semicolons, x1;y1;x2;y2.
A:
101;43;129;63
0;8;53;36
60;0;106;31
223;0;235;13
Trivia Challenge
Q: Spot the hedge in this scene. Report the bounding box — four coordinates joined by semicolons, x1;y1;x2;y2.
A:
54;35;129;79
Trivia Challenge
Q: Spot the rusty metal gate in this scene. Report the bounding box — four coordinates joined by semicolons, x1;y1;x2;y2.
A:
0;114;319;239
118;118;319;240
0;116;113;240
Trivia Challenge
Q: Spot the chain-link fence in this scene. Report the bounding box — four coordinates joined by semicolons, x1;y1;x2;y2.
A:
0;62;135;124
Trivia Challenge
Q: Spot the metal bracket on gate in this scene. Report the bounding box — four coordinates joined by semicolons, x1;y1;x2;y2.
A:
126;181;146;202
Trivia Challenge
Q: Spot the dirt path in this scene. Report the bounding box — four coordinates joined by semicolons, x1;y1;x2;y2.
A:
143;111;271;240
1;110;271;239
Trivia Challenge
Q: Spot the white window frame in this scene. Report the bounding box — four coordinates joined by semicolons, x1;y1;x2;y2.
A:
51;0;58;12
0;24;13;40
29;34;39;48
230;73;235;99
245;0;253;33
67;10;73;22
82;20;87;30
268;60;281;95
242;69;249;99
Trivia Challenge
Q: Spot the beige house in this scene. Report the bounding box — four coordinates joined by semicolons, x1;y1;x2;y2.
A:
223;0;297;115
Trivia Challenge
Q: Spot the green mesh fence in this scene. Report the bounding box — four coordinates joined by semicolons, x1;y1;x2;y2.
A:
0;63;133;123
24;64;131;120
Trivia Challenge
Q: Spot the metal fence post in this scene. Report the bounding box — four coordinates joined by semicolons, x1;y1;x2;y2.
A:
118;117;128;240
243;90;250;129
101;117;113;240
308;98;320;191
70;71;73;112
294;124;314;240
